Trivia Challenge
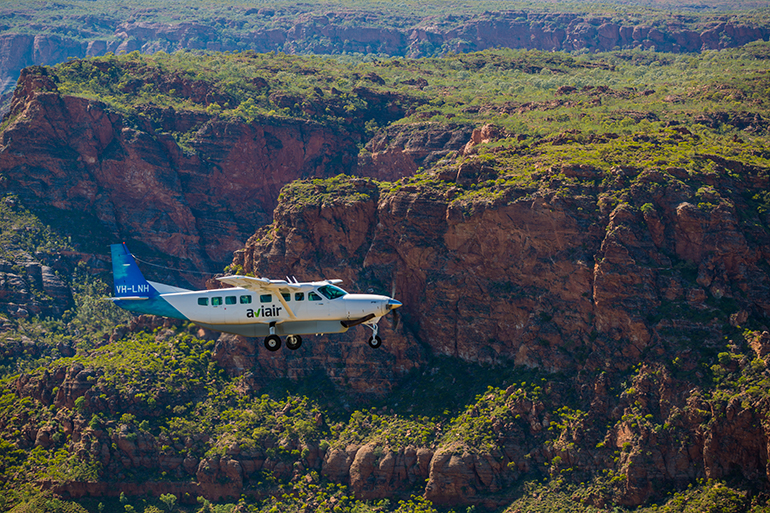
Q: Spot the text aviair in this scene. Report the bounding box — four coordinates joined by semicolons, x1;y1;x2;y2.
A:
246;306;283;318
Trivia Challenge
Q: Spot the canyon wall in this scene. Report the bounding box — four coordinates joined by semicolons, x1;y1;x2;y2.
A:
1;48;769;510
1;11;769;92
0;67;418;277
233;161;770;375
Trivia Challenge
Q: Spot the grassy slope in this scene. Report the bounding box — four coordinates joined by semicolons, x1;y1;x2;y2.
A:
0;44;770;512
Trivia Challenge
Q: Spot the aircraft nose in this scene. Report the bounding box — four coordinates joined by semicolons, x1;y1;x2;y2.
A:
387;299;402;310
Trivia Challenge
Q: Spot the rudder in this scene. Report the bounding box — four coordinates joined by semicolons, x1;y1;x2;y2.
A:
110;243;157;298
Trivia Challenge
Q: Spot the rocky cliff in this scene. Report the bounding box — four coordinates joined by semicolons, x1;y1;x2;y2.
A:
220;148;770;506
0;67;423;279
234;159;770;373
0;46;769;512
1;8;769;93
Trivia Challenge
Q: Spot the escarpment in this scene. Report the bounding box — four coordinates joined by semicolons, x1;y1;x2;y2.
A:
235;162;770;374
1;44;770;512
1;10;769;92
215;158;770;506
0;68;432;278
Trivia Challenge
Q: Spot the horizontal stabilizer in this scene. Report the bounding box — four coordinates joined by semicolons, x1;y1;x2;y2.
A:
107;296;149;301
148;281;192;294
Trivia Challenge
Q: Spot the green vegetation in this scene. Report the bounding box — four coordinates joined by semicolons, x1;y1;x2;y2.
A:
1;37;770;513
278;175;379;208
45;43;770;176
3;0;767;45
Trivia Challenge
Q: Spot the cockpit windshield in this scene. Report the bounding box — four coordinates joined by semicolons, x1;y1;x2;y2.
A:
317;284;347;300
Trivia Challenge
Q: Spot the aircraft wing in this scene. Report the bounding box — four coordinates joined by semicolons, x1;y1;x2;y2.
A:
217;275;300;319
217;275;303;291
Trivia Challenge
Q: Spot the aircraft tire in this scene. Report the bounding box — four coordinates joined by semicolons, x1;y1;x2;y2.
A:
286;335;302;350
264;335;281;351
368;335;382;349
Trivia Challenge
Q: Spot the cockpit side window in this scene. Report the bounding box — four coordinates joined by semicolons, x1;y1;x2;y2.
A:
317;285;347;300
308;291;322;301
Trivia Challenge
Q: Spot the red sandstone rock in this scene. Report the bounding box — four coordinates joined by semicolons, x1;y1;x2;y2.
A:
0;69;370;274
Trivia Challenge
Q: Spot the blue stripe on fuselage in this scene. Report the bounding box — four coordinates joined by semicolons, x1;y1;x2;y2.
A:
113;295;188;320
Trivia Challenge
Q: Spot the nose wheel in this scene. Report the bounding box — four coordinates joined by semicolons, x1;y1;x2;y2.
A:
366;322;382;349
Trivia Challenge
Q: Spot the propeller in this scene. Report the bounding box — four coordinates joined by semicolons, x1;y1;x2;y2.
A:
389;277;401;330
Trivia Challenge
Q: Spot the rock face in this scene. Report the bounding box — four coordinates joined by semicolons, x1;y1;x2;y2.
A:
236;162;770;374
1;11;768;92
358;123;474;181
219;158;770;505
0;67;369;275
0;250;73;318
0;67;468;281
0;34;88;91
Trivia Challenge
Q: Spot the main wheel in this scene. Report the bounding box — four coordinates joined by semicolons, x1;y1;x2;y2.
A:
264;334;281;351
286;335;302;350
368;335;382;349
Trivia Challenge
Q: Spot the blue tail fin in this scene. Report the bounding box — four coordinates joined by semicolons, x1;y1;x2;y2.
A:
110;243;157;298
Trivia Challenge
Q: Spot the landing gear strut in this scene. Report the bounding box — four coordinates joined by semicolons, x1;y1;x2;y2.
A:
286;335;302;350
366;322;382;349
264;322;281;351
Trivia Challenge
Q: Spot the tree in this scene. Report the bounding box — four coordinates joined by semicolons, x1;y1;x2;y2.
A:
159;493;177;512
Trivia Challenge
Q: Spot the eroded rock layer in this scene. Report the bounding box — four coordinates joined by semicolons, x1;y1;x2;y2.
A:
1;10;769;91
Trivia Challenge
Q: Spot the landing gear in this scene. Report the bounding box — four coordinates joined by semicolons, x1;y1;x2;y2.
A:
265;322;281;351
264;335;281;351
286;335;302;350
365;322;382;349
368;335;382;349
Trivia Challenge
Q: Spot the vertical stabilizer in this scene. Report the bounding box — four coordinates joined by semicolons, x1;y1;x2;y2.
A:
110;243;157;298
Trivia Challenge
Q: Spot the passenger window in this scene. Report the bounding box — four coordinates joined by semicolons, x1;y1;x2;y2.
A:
225;296;236;305
198;297;208;306
309;291;322;301
212;297;222;306
281;293;291;301
295;292;304;301
239;295;252;304
260;294;272;303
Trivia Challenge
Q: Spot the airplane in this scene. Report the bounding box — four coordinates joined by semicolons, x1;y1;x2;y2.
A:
108;243;402;351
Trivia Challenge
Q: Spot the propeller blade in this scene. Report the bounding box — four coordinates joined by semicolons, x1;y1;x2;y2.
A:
390;275;400;330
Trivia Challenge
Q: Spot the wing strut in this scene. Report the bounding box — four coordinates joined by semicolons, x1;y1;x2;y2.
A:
217;275;300;319
275;292;296;319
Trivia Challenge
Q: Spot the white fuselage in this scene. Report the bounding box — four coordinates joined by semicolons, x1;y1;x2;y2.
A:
109;243;401;342
162;288;389;325
127;285;393;337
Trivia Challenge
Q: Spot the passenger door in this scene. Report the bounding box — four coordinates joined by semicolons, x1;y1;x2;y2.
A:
307;290;330;320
